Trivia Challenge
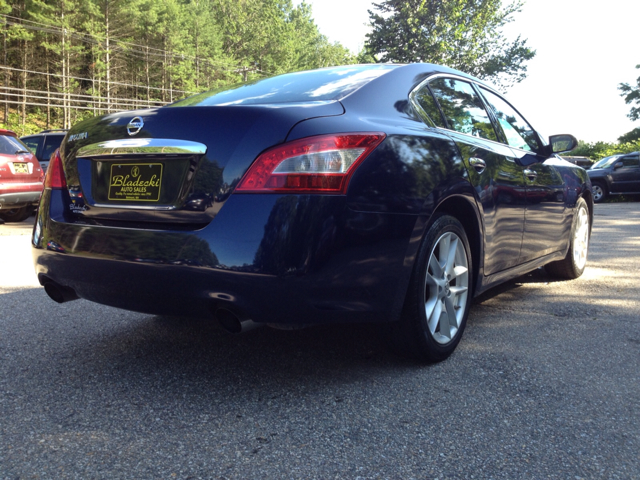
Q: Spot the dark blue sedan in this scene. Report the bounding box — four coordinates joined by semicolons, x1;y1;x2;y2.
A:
32;64;593;362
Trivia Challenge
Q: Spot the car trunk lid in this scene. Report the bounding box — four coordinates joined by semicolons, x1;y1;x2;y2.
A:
59;101;343;227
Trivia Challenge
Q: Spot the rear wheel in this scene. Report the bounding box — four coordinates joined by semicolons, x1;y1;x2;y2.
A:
0;206;32;222
546;198;590;279
389;214;473;362
591;182;606;203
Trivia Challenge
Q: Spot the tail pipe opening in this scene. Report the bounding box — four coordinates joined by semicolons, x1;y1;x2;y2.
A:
42;279;79;304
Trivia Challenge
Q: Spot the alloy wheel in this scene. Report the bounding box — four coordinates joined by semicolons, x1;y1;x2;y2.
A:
423;232;469;344
572;205;589;270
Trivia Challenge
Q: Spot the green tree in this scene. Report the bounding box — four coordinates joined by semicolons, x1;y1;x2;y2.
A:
570;140;640;161
618;127;640;144
286;2;354;69
363;0;535;88
619;64;640;121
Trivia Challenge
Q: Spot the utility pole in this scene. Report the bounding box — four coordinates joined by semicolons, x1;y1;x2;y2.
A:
235;65;258;83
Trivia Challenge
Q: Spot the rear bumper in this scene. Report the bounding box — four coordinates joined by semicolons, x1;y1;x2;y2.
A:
32;188;418;325
0;185;42;208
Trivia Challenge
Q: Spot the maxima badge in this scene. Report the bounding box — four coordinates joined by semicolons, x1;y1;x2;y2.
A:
127;117;144;136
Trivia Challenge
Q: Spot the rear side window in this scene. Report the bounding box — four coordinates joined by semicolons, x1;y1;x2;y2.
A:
0;135;29;155
412;85;447;128
480;88;539;152
21;136;43;155
429;78;498;142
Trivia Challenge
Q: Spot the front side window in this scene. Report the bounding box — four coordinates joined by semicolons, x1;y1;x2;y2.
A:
429;78;498;142
480;88;539;152
619;154;639;168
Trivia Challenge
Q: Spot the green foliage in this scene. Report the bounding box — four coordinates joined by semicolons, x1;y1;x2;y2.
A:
0;111;44;136
0;0;356;132
619;64;640;121
570;139;640;161
618;127;640;144
363;0;535;89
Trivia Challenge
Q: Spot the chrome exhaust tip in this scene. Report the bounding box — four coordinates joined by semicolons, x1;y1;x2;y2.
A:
215;308;260;334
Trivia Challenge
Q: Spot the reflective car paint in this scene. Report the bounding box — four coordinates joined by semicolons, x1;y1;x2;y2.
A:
32;64;591;331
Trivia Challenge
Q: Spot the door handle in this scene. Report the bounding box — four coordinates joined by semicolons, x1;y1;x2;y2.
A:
524;169;537;181
469;157;486;173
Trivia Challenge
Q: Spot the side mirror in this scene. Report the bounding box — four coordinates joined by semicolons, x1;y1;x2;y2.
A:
549;134;578;154
614;162;623;170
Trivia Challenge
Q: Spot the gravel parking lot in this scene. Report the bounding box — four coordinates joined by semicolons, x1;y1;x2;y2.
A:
1;204;639;479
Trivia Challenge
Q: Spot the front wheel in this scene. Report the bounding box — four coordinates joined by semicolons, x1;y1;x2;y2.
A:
545;198;590;279
389;214;473;362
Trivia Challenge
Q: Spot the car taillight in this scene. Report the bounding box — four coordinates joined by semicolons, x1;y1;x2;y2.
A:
44;149;67;189
236;133;386;194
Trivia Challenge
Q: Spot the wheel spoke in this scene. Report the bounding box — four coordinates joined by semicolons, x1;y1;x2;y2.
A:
429;253;443;278
445;235;459;276
425;291;439;321
438;301;451;338
428;300;443;334
438;234;451;273
444;295;458;330
449;285;468;298
452;265;468;281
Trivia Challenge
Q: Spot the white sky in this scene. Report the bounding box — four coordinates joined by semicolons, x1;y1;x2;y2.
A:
299;0;640;143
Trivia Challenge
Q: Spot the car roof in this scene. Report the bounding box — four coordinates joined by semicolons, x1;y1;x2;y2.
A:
0;128;18;137
21;130;67;138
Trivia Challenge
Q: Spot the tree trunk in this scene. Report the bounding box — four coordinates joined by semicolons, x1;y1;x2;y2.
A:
105;0;111;113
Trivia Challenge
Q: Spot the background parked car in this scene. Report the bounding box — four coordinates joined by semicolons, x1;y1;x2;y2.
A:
0;129;44;222
20;129;67;174
587;151;640;202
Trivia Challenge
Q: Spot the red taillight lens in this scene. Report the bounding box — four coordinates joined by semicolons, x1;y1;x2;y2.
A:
44;149;67;189
236;133;386;194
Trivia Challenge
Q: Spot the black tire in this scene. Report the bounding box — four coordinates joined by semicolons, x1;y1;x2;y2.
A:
388;214;473;362
545;198;590;279
0;206;32;222
591;182;606;203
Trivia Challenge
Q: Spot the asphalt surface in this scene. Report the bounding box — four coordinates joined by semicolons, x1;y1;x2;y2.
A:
1;204;639;479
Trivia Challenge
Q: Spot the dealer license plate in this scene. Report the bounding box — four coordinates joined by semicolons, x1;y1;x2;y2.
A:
108;163;163;201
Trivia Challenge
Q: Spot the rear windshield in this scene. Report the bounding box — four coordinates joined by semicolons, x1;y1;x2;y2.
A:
171;65;398;107
0;135;30;155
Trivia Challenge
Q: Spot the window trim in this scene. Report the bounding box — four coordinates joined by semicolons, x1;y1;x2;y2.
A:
475;85;544;154
409;72;545;155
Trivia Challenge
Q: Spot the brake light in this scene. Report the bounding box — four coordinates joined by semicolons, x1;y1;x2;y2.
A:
44;149;67;189
236;133;385;194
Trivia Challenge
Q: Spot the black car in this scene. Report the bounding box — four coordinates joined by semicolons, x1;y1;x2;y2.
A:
587;151;640;202
32;64;593;362
20;129;67;173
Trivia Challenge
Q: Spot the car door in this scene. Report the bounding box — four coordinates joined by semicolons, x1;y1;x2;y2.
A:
609;153;640;193
478;87;568;261
419;76;527;275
